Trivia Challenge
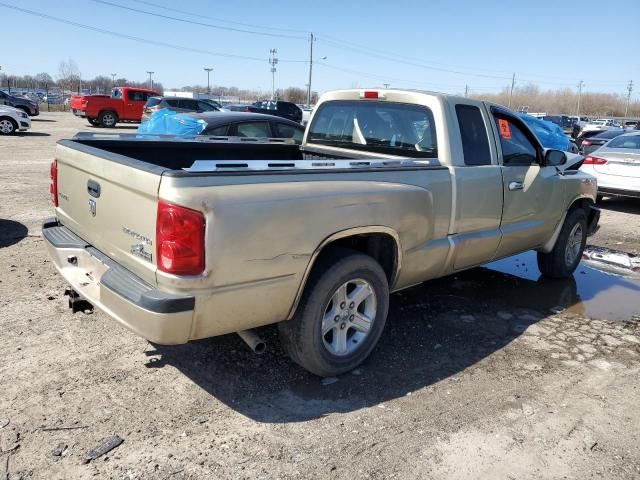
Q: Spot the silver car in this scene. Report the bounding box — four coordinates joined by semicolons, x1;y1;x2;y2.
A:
580;131;640;199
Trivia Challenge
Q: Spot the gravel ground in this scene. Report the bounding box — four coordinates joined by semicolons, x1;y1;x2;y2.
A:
1;113;639;480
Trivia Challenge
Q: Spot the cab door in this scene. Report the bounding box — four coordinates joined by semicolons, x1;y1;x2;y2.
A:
490;109;565;259
124;90;148;120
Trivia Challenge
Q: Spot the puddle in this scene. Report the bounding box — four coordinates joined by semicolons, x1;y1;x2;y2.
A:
481;249;640;321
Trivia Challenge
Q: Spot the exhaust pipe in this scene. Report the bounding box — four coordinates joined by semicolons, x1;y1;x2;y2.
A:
237;329;266;354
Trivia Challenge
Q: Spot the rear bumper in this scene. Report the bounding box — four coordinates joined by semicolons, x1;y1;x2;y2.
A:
42;219;194;344
72;109;86;118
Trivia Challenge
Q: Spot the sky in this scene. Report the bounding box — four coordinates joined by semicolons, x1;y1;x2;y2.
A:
0;0;638;98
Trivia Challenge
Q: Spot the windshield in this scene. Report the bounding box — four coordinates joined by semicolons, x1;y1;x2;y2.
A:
607;135;640;149
307;100;438;158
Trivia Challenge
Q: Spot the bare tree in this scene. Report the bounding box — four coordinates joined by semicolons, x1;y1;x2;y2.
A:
57;58;81;94
283;87;306;104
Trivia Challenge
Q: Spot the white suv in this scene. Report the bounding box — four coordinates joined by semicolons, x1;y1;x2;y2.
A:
0;105;32;135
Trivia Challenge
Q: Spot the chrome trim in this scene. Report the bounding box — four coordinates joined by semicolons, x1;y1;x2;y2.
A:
285;226;402;320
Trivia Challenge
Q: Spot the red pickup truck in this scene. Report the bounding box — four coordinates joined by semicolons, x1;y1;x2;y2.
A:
71;87;159;127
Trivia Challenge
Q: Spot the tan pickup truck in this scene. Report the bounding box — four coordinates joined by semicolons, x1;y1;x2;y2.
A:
44;89;600;376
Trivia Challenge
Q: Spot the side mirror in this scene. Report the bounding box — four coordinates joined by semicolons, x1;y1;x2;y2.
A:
544;149;567;167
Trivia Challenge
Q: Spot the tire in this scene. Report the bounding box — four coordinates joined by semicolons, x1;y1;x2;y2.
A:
87;118;99;126
0;117;18;135
98;110;117;128
279;248;389;377
537;208;587;279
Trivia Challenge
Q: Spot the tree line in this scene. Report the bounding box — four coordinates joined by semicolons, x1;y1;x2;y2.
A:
472;84;638;118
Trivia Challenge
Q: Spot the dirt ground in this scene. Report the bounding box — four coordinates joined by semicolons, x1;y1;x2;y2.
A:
1;113;639;480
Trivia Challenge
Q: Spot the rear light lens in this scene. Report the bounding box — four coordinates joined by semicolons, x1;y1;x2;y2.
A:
156;201;205;275
81;100;88;108
583;156;608;165
50;159;58;207
363;91;379;99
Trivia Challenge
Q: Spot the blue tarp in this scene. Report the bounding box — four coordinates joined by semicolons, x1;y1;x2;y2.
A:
518;113;569;151
137;108;206;136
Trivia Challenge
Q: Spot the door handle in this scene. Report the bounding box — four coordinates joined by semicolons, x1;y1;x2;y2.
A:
508;181;524;191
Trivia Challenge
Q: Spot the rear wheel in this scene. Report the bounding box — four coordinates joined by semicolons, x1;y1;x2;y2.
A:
98;110;117;128
87;118;99;126
537;208;587;279
279;249;389;377
0;117;17;135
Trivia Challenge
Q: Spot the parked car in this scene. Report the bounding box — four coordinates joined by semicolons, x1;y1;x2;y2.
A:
575;128;608;149
192;111;304;142
580;129;625;156
72;86;159;127
44;88;599;376
580;131;640;199
582;118;619;133
0;105;32;134
623;120;640;131
0;90;39;116
247;100;302;123
141;96;220;122
301;106;314;125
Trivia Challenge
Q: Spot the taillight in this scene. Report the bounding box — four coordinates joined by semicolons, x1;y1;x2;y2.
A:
583;156;608;165
156;201;205;275
362;91;379;99
82;100;88;108
50;159;58;207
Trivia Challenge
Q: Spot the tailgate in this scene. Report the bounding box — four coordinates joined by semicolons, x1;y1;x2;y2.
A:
54;142;160;285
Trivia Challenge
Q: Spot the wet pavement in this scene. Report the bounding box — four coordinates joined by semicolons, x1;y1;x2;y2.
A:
481;248;640;321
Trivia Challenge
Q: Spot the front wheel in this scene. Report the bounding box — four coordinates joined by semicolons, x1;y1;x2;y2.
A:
279;249;389;377
0;117;17;135
537;208;587;279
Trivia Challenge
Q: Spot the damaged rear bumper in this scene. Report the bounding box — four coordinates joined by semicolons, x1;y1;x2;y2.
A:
42;219;194;344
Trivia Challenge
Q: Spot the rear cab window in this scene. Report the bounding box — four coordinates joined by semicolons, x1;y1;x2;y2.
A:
235;122;271;137
455;105;491;166
111;88;123;100
307;100;438;158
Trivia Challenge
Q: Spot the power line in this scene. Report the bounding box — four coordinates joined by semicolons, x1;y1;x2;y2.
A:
0;3;305;63
90;0;307;40
128;0;309;34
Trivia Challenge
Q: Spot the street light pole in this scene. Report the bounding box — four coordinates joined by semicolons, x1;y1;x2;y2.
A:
576;80;584;117
111;73;117;87
204;68;213;96
146;71;154;90
269;49;278;101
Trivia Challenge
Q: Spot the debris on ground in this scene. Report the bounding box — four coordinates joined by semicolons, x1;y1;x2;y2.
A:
321;377;339;386
83;435;124;464
51;443;68;457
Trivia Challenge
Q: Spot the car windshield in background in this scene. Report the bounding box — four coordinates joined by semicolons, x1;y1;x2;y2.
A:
308;100;438;158
606;135;640;149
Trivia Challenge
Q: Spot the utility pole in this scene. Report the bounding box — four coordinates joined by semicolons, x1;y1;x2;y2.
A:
465;85;469;98
204;67;213;96
383;83;390;89
146;71;154;90
111;73;117;86
306;33;314;106
269;49;278;101
576;80;584;117
508;73;515;108
624;80;634;120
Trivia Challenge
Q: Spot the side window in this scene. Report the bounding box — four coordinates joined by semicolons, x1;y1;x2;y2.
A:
111;88;122;99
205;125;228;136
274;123;304;142
455;105;492;166
127;90;146;102
236;122;270;137
197;101;217;111
493;116;538;165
